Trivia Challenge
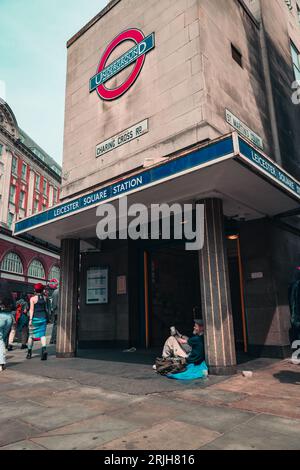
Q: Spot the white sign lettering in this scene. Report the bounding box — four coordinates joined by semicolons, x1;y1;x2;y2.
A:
96;119;149;158
226;109;264;150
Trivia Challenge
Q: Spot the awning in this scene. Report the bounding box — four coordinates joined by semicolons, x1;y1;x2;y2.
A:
14;133;300;248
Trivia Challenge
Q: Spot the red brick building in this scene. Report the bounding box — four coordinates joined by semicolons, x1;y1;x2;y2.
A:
0;99;61;295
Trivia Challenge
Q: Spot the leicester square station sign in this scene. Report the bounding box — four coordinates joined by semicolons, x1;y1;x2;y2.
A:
89;29;155;101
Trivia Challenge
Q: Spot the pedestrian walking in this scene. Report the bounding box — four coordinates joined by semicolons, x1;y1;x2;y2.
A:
8;293;29;351
50;283;59;345
26;283;50;361
0;291;14;372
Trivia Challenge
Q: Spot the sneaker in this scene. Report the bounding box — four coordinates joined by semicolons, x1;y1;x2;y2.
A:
26;350;32;360
21;345;28;350
152;364;157;370
7;345;13;352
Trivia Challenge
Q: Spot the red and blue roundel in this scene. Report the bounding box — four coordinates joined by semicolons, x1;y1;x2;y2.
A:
89;28;155;101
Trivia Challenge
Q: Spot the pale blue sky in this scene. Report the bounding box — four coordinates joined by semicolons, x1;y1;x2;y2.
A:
0;0;107;164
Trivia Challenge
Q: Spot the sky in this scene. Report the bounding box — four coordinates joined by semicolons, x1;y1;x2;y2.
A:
0;0;107;165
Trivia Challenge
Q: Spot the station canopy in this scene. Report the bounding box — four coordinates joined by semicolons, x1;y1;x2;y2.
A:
14;133;300;248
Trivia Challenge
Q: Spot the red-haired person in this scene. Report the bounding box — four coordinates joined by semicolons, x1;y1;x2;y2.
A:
27;283;49;361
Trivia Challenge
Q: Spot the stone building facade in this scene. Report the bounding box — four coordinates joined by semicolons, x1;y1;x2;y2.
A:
0;100;61;294
15;0;300;373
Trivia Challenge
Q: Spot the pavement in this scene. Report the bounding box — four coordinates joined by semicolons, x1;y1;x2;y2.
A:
1;339;300;450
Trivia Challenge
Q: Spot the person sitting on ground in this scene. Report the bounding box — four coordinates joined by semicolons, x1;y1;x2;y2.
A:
161;319;206;365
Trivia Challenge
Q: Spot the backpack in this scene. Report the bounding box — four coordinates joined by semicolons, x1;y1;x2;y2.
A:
15;303;23;325
155;357;187;376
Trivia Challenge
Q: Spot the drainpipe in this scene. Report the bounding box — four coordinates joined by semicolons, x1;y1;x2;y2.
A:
257;0;283;166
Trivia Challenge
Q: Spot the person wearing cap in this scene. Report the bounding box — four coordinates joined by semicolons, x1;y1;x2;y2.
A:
161;319;205;365
27;283;49;361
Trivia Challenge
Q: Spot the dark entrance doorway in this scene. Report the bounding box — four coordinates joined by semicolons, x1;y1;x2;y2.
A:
227;236;248;352
145;242;201;348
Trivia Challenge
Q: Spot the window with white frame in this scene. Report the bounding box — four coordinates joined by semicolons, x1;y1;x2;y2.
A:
1;252;24;274
7;212;14;229
21;162;27;180
49;265;60;281
35;174;40;191
9;185;16;204
291;41;300;81
43;179;47;195
19;191;26;209
11;156;18;175
28;259;46;279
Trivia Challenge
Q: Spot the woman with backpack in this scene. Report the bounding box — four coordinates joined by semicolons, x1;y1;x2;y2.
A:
26;283;49;361
8;293;29;351
0;289;14;372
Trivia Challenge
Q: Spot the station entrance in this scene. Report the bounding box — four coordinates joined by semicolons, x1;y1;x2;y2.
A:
144;241;201;348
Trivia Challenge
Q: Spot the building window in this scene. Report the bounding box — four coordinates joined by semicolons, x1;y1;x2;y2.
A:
231;44;243;68
291;41;300;81
53;187;58;204
28;259;46;279
7;213;14;230
12;156;18;175
43;179;47;195
19;191;26;210
1;252;24;274
21;163;27;180
297;4;300;25
0;144;3;156
9;185;16;204
49;265;60;281
42;204;47;212
33;200;39;213
35;174;40;191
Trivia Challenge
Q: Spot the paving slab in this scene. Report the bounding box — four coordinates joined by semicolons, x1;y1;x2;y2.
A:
108;400;184;427
97;420;221;450
0;440;46;450
228;394;300;420
31;417;140;450
0;418;41;447
20;405;107;432
169;388;248;406
243;413;300;438
3;382;79;400
175;405;257;433
200;423;300;450
0;401;48;423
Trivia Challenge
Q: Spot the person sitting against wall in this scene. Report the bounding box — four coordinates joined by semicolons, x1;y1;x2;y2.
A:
161;319;206;365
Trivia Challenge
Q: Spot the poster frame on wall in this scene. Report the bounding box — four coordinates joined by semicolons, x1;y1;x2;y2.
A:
86;266;109;305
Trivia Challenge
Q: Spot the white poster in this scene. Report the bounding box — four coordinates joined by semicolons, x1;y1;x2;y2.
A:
86;267;108;304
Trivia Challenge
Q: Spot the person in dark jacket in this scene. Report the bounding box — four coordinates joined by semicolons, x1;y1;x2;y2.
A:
27;283;49;361
162;319;205;365
288;268;300;343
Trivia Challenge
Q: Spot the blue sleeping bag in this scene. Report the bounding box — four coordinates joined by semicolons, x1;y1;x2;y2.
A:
167;361;208;380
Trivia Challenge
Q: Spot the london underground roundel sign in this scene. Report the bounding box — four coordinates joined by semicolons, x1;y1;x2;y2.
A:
89;29;155;101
